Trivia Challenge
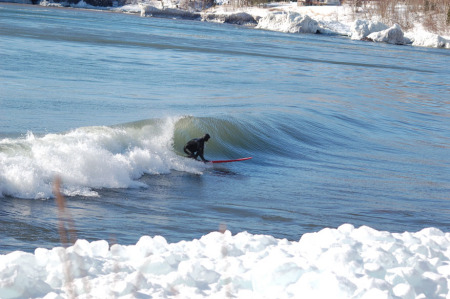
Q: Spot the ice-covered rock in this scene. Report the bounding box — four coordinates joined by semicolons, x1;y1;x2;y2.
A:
367;24;407;45
256;12;319;34
139;2;163;17
139;3;200;19
350;19;388;40
405;29;450;49
201;12;258;26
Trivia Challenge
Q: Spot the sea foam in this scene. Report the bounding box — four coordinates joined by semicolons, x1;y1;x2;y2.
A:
0;118;204;199
0;224;448;298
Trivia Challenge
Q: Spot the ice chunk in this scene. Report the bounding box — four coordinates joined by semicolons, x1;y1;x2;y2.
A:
367;24;407;45
405;28;450;48
350;19;388;40
256;12;319;34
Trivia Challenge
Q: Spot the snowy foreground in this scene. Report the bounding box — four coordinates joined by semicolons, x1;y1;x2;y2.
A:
1;224;449;298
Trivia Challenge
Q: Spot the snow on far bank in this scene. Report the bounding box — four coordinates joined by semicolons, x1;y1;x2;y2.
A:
256;11;319;34
405;24;450;48
6;0;443;48
0;224;449;298
4;0;450;48
131;1;450;49
367;23;407;45
350;19;388;40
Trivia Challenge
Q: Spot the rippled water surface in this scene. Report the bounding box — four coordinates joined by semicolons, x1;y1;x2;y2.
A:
0;3;449;254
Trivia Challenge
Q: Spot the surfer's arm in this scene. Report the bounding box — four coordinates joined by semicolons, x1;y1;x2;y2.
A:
197;147;208;162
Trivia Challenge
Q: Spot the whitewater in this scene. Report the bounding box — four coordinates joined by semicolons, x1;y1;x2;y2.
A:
0;118;204;199
0;2;449;298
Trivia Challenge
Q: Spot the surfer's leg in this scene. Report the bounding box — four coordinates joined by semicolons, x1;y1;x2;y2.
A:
184;146;194;158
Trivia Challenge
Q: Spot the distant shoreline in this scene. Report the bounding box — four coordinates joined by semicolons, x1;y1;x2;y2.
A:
1;1;449;49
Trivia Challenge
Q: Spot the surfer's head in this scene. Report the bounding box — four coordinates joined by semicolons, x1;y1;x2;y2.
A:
204;134;210;141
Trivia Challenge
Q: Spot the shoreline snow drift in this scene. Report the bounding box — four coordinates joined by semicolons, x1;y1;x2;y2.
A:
23;0;448;49
1;1;449;48
137;2;450;48
0;224;449;298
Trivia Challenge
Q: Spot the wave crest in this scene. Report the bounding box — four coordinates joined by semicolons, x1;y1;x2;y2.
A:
0;117;204;199
1;114;334;199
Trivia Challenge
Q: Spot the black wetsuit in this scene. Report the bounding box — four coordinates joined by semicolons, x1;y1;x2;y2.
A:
184;137;209;162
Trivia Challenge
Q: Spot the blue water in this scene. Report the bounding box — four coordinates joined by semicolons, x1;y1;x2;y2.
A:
0;3;449;254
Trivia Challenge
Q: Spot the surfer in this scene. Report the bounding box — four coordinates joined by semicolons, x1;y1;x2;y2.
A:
184;134;210;162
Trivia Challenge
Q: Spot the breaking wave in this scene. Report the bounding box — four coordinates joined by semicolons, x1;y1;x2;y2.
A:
0;117;193;199
0;113;368;199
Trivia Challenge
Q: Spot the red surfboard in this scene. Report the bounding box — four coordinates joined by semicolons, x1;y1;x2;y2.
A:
210;157;252;164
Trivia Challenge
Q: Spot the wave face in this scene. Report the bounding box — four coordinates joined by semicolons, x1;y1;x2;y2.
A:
2;109;448;202
174;115;306;159
0;114;311;199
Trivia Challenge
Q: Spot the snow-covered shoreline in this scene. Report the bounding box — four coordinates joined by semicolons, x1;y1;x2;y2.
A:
2;0;449;48
1;224;449;298
148;2;450;48
55;0;450;49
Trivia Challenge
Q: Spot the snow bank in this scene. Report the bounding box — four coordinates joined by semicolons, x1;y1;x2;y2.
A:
367;24;407;45
204;3;449;48
405;26;450;49
116;2;449;49
350;19;388;40
256;12;319;34
1;224;449;298
4;0;449;48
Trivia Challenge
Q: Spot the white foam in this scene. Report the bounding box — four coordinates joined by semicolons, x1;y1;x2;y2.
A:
0;117;205;199
0;224;448;298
